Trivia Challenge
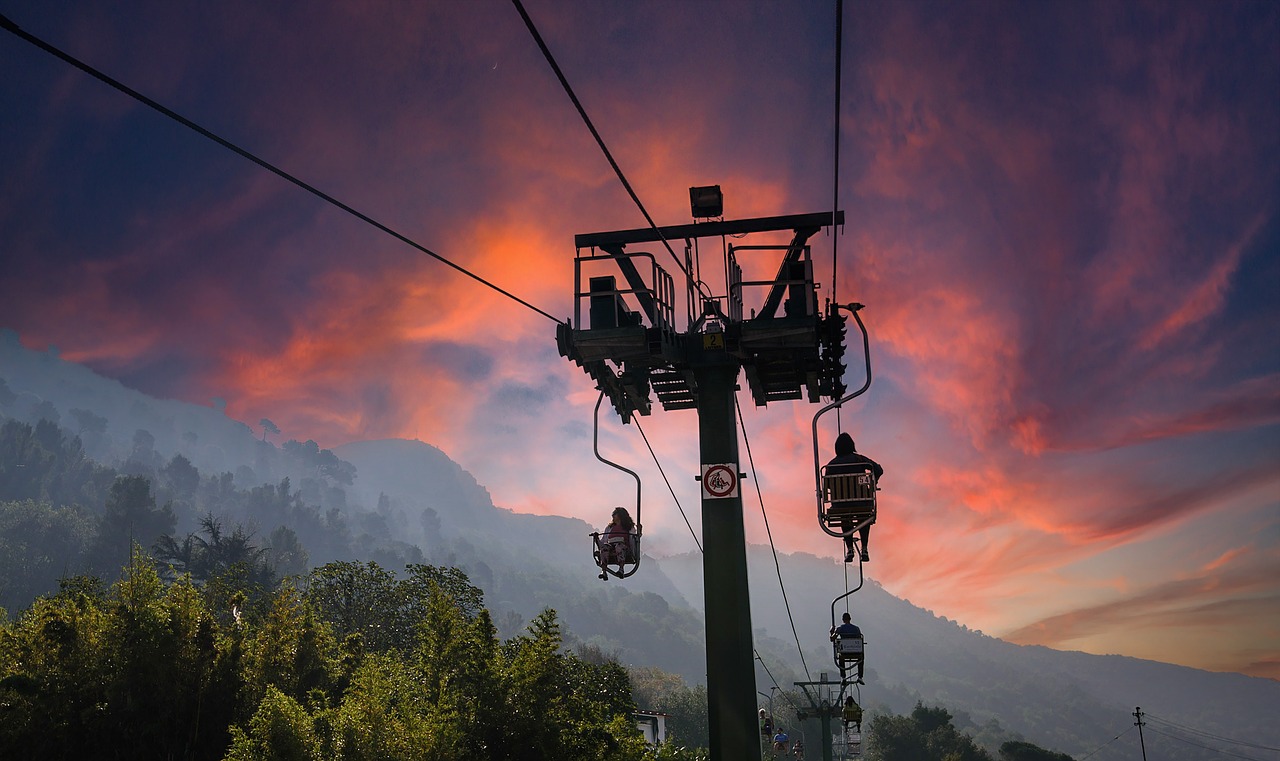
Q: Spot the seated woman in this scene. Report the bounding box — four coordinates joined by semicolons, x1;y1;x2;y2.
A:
598;506;636;565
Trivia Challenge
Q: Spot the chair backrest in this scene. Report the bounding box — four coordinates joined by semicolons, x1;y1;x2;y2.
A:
836;635;864;656
823;467;877;522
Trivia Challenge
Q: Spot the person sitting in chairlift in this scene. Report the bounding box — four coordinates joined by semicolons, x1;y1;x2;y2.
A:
843;695;863;732
826;432;883;563
831;611;865;683
599;506;635;565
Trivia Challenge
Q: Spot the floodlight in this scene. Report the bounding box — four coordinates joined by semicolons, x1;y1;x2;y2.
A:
690;185;723;218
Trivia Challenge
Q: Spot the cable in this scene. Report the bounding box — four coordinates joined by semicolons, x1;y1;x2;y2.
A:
1077;726;1135;761
509;0;709;302
1145;715;1280;752
0;13;562;326
754;649;804;715
830;0;844;305
1145;726;1270;761
633;418;702;554
737;394;812;683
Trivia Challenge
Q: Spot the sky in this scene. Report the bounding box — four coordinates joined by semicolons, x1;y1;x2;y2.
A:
1;1;1277;680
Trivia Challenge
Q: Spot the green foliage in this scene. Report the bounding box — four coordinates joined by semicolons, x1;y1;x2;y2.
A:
0;499;95;613
88;475;176;577
304;560;406;652
2;546;650;761
0;548;237;760
865;702;995;761
631;665;710;748
225;686;321;761
999;740;1075;761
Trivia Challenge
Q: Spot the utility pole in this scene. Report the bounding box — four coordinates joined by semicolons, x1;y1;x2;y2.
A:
1134;707;1148;761
559;189;845;760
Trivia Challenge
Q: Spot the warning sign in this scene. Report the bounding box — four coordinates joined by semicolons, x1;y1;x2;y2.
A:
701;463;739;499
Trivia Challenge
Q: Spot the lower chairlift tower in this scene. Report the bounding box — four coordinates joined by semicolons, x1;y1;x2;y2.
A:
558;187;847;760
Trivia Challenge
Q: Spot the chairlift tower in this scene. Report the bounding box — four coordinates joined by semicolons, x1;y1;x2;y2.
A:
559;186;846;761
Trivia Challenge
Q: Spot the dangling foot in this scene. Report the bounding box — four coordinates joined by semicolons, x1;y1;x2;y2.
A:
844;548;855;563
860;548;870;563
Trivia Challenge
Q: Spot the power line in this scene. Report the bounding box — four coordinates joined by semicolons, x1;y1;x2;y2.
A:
509;0;705;299
633;418;702;554
0;12;562;326
737;394;812;683
1077;726;1135;760
1145;726;1271;761
1145;714;1280;753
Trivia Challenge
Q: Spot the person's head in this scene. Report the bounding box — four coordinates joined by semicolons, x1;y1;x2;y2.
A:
759;708;767;717
842;612;851;623
845;696;854;705
835;432;856;456
611;506;634;530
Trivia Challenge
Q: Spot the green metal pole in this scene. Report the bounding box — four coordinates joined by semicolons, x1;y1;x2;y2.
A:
695;357;757;761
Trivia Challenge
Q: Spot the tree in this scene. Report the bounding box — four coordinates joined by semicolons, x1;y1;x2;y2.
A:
161;453;200;498
225;686;321;761
999;740;1075;761
865;703;994;761
69;408;108;436
260;418;281;443
0;499;95;613
88;476;175;577
266;525;310;579
0;550;237;761
304;561;404;653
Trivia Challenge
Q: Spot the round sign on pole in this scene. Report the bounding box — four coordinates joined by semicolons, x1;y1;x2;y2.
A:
702;463;739;499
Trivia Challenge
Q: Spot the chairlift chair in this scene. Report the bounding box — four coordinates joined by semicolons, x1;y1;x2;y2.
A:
588;390;643;581
819;463;878;549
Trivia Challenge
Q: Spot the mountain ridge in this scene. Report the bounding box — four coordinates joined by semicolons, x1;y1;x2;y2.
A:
3;335;1276;759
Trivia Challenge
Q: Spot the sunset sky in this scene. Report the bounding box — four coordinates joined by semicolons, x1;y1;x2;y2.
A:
2;1;1277;679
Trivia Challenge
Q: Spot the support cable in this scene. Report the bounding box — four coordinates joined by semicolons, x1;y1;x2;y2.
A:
509;0;708;301
754;649;805;715
633;418;702;553
830;0;844;305
0;13;562;326
737;394;812;683
831;0;847;433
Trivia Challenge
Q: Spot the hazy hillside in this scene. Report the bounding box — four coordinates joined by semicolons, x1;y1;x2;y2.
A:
4;335;1277;760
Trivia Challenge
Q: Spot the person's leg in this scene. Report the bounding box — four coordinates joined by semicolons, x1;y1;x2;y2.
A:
859;525;870;562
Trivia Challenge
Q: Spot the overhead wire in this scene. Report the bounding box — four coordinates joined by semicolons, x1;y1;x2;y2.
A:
1144;714;1280;753
1077;726;1136;761
633;418;702;554
509;0;710;303
0;13;562;326
736;394;813;683
1144;726;1269;761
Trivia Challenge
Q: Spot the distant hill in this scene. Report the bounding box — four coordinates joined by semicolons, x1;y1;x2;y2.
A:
3;333;1277;760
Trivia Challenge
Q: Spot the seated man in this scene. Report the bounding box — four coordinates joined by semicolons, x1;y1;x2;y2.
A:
830;612;865;683
826;433;883;562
